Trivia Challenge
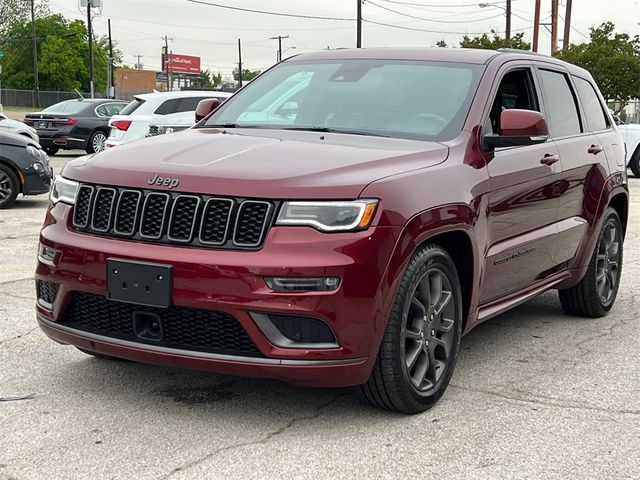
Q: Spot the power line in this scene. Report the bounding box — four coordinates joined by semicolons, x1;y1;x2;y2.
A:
367;1;503;23
374;0;507;7
185;0;356;21
363;17;532;35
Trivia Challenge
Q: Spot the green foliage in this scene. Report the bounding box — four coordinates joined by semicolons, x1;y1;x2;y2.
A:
1;13;120;93
554;22;640;109
0;0;49;43
436;40;448;48
198;69;223;89
233;68;261;82
460;31;531;50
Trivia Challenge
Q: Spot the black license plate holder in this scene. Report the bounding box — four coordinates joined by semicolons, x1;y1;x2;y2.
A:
106;259;173;308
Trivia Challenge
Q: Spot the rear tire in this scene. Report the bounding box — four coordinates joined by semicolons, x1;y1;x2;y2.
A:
358;244;463;414
559;207;623;317
87;130;107;154
0;164;19;209
44;146;59;156
629;147;640;178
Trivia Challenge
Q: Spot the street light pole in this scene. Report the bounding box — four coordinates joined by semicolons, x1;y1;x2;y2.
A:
86;0;95;98
479;2;511;41
30;0;40;108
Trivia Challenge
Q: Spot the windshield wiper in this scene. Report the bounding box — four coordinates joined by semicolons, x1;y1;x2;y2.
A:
282;126;390;137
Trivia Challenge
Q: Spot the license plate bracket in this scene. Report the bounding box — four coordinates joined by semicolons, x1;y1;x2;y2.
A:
38;121;48;129
106;259;172;308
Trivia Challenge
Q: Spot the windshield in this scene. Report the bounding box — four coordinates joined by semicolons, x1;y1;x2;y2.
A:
42;100;88;114
204;59;483;141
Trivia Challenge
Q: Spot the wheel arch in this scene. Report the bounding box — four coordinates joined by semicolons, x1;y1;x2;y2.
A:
0;158;23;193
609;191;628;237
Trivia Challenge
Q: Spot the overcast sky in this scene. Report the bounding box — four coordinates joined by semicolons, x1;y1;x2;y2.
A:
49;0;640;79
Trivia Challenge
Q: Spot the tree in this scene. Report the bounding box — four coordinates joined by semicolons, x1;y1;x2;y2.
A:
436;40;448;48
233;68;261;82
0;0;49;44
554;22;640;111
1;14;118;93
198;69;222;89
460;31;530;50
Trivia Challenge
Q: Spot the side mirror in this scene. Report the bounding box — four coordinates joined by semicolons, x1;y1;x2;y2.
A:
484;109;549;149
195;98;221;122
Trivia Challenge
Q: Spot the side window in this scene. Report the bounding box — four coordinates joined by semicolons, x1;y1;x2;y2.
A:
154;99;180;115
95;105;109;117
488;69;539;134
573;76;609;132
538;69;582;138
175;97;208;113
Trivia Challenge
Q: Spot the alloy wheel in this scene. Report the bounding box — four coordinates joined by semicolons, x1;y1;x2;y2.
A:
596;219;621;306
92;132;107;152
0;170;13;202
402;268;456;395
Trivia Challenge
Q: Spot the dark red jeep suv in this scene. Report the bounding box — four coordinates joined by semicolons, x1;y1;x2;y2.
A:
36;48;628;413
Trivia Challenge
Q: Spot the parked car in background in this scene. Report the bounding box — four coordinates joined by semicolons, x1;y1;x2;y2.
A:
37;48;628;413
146;92;233;137
616;122;640;177
107;91;230;147
0;131;52;209
24;99;127;156
0;112;40;143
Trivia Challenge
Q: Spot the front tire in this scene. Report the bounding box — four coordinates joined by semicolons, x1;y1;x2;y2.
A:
87;131;107;154
0;164;19;209
629;147;640;178
43;146;59;156
359;244;463;413
559;207;623;317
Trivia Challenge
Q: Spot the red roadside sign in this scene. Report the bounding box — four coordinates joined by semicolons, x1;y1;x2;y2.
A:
164;54;201;75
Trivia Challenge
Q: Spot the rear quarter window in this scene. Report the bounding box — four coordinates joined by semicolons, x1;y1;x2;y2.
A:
119;99;145;116
573;76;609;132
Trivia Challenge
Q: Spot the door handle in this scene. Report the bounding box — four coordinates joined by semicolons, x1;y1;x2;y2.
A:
540;154;560;166
588;144;604;155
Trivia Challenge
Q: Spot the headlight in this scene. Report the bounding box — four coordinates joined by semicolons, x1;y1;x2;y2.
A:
26;145;48;163
50;176;79;205
276;200;378;232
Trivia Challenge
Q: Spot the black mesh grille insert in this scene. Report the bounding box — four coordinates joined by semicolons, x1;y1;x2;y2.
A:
114;191;141;235
92;188;116;232
200;199;232;244
168;196;199;241
269;314;337;344
62;292;262;356
71;183;275;251
37;280;60;306
234;202;270;246
140;193;169;239
73;185;94;228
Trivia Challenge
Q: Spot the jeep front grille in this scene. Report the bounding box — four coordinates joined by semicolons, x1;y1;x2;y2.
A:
72;184;277;250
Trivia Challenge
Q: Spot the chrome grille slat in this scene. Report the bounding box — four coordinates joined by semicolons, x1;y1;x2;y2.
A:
73;185;95;228
168;195;201;243
91;188;117;233
71;183;275;250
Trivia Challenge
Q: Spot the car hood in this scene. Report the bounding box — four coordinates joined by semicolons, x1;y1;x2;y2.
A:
63;128;449;199
0;130;38;148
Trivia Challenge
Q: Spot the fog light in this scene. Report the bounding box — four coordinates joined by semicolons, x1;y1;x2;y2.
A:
38;243;58;262
264;277;341;292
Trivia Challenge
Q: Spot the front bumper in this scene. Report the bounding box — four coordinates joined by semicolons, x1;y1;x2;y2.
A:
36;202;402;387
22;163;53;195
37;127;86;150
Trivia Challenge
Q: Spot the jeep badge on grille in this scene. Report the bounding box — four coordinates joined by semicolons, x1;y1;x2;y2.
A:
148;174;180;189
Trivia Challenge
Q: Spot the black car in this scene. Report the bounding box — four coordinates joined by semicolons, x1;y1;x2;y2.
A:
0;131;53;209
25;99;127;155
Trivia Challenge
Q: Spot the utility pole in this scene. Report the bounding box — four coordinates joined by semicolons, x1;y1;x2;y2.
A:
356;0;362;48
505;0;511;40
163;36;171;91
134;55;144;70
86;0;95;98
532;0;541;52
237;38;243;89
107;18;114;98
30;0;40;108
551;0;559;54
269;35;289;62
563;0;573;50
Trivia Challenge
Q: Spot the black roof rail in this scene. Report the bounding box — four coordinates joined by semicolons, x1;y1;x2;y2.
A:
495;48;551;58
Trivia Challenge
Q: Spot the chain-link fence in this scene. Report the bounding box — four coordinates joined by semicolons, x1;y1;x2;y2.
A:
0;89;105;108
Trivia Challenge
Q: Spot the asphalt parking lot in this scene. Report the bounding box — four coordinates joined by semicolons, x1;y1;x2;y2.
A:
1;154;639;480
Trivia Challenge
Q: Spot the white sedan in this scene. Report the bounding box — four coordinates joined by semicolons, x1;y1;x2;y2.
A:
0;112;39;143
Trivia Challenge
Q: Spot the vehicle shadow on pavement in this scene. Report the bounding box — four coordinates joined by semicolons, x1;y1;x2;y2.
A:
45;290;588;421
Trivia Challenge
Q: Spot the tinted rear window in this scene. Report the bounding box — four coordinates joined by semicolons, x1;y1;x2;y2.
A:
573;76;609;132
42;100;88;115
538;69;582;138
119;98;145;116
